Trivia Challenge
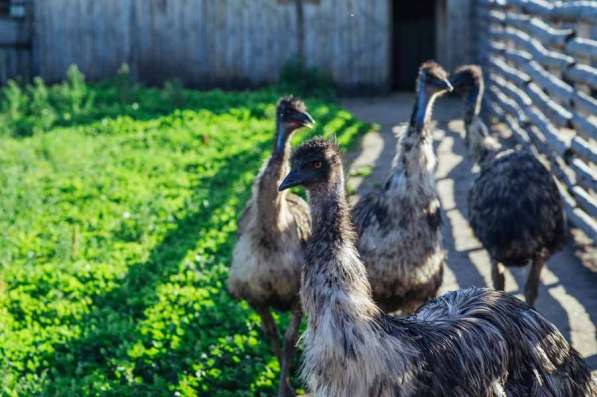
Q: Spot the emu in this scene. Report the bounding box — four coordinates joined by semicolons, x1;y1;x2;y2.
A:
228;97;314;397
451;65;566;307
351;61;451;313
279;137;595;397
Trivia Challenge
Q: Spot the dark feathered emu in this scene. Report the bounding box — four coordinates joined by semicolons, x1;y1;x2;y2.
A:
351;61;452;313
278;137;595;397
228;97;314;397
451;65;566;307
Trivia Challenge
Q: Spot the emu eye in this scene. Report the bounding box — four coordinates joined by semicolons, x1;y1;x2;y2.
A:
313;161;322;169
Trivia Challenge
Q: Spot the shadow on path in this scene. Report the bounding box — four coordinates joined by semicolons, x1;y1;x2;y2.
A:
438;121;487;289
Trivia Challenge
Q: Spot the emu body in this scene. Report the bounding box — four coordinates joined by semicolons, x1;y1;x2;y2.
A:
280;138;595;397
451;65;566;306
351;61;450;313
228;97;313;397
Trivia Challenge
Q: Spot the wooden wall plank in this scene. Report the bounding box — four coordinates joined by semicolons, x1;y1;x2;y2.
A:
33;0;132;83
0;18;29;46
482;0;597;241
573;186;597;219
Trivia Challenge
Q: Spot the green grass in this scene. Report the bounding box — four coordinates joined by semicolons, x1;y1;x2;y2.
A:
0;69;370;396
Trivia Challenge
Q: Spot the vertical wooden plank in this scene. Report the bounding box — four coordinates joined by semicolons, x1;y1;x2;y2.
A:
26;0;396;90
252;0;261;84
31;0;133;82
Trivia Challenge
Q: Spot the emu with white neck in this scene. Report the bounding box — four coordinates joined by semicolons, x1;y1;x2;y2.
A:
228;96;314;397
351;60;451;313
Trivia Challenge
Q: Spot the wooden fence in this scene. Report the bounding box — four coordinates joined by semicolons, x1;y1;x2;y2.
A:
476;0;597;242
31;0;390;91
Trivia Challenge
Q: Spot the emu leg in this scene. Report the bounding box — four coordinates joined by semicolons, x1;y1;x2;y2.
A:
255;306;283;362
491;261;506;291
525;256;545;307
278;306;302;397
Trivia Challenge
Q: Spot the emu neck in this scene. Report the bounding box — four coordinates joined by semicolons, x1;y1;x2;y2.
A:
464;86;481;126
477;132;501;167
410;81;436;133
466;113;501;167
303;174;378;327
255;122;293;234
385;86;438;197
273;121;292;160
308;176;350;240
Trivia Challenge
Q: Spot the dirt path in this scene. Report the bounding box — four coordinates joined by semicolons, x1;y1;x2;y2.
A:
341;94;597;371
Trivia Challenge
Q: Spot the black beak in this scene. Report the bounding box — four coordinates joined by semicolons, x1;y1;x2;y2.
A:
444;79;454;92
294;111;316;129
278;169;304;191
448;75;459;91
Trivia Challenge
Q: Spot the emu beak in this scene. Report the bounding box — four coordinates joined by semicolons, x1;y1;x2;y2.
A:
295;111;316;129
444;79;454;93
279;169;303;191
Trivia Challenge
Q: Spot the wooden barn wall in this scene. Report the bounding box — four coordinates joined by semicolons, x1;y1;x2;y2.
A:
0;47;30;83
303;0;390;91
32;0;132;81
32;0;390;90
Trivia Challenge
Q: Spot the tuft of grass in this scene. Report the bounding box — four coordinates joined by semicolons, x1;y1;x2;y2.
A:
0;70;370;396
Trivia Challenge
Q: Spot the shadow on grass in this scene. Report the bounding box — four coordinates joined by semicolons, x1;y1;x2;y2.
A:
39;141;271;396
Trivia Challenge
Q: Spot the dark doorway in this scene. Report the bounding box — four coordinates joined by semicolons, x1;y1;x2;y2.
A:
392;0;436;90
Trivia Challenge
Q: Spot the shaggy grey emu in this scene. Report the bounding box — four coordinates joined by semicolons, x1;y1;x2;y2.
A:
228;97;314;397
278;137;595;397
351;61;451;313
451;65;566;307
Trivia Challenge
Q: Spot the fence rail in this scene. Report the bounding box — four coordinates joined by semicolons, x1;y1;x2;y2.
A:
477;0;597;243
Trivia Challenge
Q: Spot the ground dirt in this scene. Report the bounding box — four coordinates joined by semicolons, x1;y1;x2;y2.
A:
341;94;597;372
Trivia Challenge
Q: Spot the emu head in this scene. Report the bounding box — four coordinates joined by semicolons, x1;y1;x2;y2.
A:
274;96;315;153
417;60;453;97
279;137;342;192
276;96;315;132
450;65;483;96
450;64;484;114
